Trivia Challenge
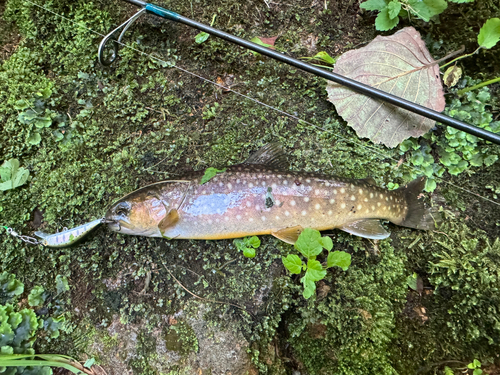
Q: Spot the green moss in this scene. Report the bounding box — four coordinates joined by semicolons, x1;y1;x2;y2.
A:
1;0;499;374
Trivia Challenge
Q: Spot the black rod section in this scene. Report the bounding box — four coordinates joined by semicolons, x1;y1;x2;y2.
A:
142;3;500;145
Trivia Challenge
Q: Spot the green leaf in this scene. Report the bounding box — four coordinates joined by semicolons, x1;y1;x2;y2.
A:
200;167;226;184
247;236;261;248
34;117;52;129
469;153;484;167
375;8;399;30
408;0;447;22
311;51;336;65
56;275;70;294
195;32;210;44
282;254;303;274
243;247;256;258
0;167;10;182
447;0;473;2
478;18;500;49
84;358;96;369
407;272;418;290
318;236;333;251
484;154;498;166
473;369;483;375
28;286;45;307
305;259;327;281
28;132;42;145
387;0;401;19
360;0;389;11
327;251;352;271
473;359;481;368
301;276;316;299
294;228;324;258
424;178;437;192
250;36;274;49
444;366;454;375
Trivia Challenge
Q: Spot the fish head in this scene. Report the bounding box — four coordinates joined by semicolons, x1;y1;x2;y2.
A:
105;188;169;237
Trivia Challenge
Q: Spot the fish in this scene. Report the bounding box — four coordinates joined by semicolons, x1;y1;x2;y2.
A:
104;144;438;244
35;218;104;247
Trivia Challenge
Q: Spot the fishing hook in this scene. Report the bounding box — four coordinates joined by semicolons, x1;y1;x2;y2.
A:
98;7;147;66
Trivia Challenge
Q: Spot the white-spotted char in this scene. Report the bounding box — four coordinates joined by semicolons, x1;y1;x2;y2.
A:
105;144;438;244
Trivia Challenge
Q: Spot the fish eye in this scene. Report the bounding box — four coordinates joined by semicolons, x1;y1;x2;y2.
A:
114;202;130;217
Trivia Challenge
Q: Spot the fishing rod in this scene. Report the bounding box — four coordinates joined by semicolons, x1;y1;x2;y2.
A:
98;0;500;145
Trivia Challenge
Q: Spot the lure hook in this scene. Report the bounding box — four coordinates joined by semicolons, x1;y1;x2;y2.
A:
98;7;147;66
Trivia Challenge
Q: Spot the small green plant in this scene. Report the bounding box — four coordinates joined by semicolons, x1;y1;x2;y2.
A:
443;359;483;375
194;14;216;44
0;159;30;192
233;236;261;258
200;167;226;184
282;228;351;299
360;0;450;31
300;51;336;69
397;82;499;192
0;273;87;374
201;102;219;120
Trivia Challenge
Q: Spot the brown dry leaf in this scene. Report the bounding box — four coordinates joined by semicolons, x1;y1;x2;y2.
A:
326;27;445;148
259;36;278;47
443;65;462;87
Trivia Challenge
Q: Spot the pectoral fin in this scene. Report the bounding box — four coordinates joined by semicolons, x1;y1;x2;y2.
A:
340;219;390;240
272;225;304;244
158;209;179;234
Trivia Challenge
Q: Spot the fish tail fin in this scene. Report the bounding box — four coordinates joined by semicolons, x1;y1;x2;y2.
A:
397;177;440;230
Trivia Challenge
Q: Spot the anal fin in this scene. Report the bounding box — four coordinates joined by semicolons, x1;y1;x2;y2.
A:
272;225;304;244
158;209;179;234
340;219;390;240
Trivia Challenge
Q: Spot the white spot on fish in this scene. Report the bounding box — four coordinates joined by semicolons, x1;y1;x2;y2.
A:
283;180;288;185
285;211;290;216
364;198;369;202
366;209;370;214
359;189;363;194
261;181;266;186
377;202;381;207
208;219;213;224
315;189;320;195
350;195;356;201
329;199;335;204
227;183;232;189
301;210;307;216
275;216;280;220
236;179;241;184
315;203;321;210
248;182;254;188
350;184;355;189
380;194;384;199
341;203;346;209
236;215;242;220
202;190;207;195
246;201;252;207
213;177;218;182
291;200;296;206
370;193;374;198
219;182;224;187
357;204;362;210
225;217;229;221
272;183;277;189
249;218;254;222
261;216;266;221
304;197;310;202
325;182;331;187
372;206;375;211
386;197;389;201
340;188;345;193
255;205;260;211
328;210;332;215
333;189;337;194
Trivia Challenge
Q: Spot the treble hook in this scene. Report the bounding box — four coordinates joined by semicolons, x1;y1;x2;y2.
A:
98;7;147;66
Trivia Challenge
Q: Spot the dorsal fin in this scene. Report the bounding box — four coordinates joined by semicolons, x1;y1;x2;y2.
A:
243;143;289;170
360;177;377;186
340;219;390;240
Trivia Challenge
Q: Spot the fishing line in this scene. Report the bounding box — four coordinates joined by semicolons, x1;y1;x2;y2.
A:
20;0;500;207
